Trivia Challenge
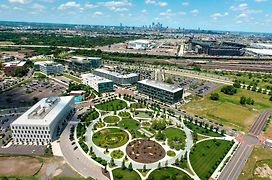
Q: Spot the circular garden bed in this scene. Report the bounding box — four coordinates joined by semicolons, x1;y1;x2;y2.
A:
126;139;165;163
111;150;124;159
93;128;129;148
103;115;120;124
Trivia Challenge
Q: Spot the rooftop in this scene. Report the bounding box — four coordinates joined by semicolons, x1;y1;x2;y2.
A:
129;39;151;44
3;61;26;67
11;96;74;126
82;73;113;83
94;68;139;79
34;61;62;66
138;79;183;93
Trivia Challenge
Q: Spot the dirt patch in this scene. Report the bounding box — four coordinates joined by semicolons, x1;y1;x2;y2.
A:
255;164;272;179
0;156;42;176
126;139;165;163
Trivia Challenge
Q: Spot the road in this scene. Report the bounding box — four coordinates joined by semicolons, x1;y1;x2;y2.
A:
59;118;108;180
218;110;272;180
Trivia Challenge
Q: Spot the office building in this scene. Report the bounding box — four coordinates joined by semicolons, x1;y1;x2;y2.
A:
82;73;113;93
11;96;75;145
137;79;184;104
93;69;139;86
127;40;155;50
34;61;64;75
2;61;26;75
68;56;103;72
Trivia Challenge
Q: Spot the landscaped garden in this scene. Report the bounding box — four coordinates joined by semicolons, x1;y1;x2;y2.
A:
147;167;192;180
164;128;186;150
190;139;234;179
92;128;129;148
134;110;153;118
112;168;141;180
95;99;127;111
118;118;140;130
111;150;124;159
103;115;120;124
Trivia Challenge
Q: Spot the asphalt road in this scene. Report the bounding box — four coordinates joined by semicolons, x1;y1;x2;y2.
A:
249;110;272;136
218;143;253;180
59;120;108;180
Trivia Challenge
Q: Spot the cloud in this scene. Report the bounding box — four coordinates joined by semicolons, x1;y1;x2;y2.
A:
145;0;168;7
58;1;80;10
210;12;228;20
255;0;267;2
85;3;98;9
182;2;189;6
141;9;147;13
8;0;31;4
98;0;132;12
32;3;45;11
145;0;156;4
158;2;168;7
190;9;199;16
159;9;175;18
94;11;103;15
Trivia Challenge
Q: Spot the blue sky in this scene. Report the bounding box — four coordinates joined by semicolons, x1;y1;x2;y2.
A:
0;0;271;33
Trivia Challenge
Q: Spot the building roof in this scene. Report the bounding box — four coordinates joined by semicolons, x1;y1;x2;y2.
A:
11;96;74;126
82;73;113;83
246;48;272;56
34;61;62;66
94;68;139;79
3;61;26;67
138;79;183;93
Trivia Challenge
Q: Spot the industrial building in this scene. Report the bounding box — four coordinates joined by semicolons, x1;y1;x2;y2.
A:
68;56;103;72
93;68;140;86
127;40;155;50
11;96;75;145
188;40;245;56
34;61;64;75
81;73;113;93
137;79;184;104
2;61;27;75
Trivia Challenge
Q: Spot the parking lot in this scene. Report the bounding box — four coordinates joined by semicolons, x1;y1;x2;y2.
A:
0;79;67;109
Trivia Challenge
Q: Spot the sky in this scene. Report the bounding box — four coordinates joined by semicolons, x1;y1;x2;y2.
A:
0;0;271;33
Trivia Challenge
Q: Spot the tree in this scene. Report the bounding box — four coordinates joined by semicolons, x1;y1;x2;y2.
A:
158;162;161;169
122;159;126;170
210;93;219;101
143;165;147;172
221;86;237;95
270;96;272;102
128;162;133;171
240;96;247;105
233;81;241;88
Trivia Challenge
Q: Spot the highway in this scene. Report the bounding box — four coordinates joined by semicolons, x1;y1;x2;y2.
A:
249;110;272;136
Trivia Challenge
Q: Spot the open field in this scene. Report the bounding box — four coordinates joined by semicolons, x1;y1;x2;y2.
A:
239;145;272;180
182;88;272;131
0;156;82;179
190;139;233;180
63;73;82;84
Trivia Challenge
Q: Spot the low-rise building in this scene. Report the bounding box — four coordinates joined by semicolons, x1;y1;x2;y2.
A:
34;61;64;75
93;68;139;86
2;61;27;75
127;40;155;50
82;73;113;93
11;96;75;145
68;56;103;72
137;79;184;104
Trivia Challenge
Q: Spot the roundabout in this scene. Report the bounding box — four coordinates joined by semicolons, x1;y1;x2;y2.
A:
126;139;166;164
92;128;129;149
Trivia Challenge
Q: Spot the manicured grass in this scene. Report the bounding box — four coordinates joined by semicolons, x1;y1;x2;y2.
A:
167;150;176;157
103;116;120;123
111;150;124;159
190;139;234;180
148;167;192;180
184;120;223;137
92;128;129;148
182;88;272;131
63;73;82;83
95;99;127;111
164;127;186;150
112;168;141;180
134;111;153;118
118;118;140;130
130;103;146;109
239;145;272;180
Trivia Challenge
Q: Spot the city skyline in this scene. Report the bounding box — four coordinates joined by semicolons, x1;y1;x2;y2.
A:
0;0;271;33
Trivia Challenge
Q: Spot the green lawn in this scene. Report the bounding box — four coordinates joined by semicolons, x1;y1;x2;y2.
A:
118;111;131;118
118;118;140;130
111;150;124;159
164;128;186;150
190;139;234;180
103;116;120;123
95;99;127;111
63;73;82;83
92;128;129;148
112;168;141;180
134;111;153;118
147;167;192;180
182;88;272;131
184;120;223;137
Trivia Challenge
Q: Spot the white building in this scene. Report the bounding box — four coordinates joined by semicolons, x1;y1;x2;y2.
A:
11;96;75;145
127;40;155;50
34;61;64;75
93;68;140;86
82;73;113;93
